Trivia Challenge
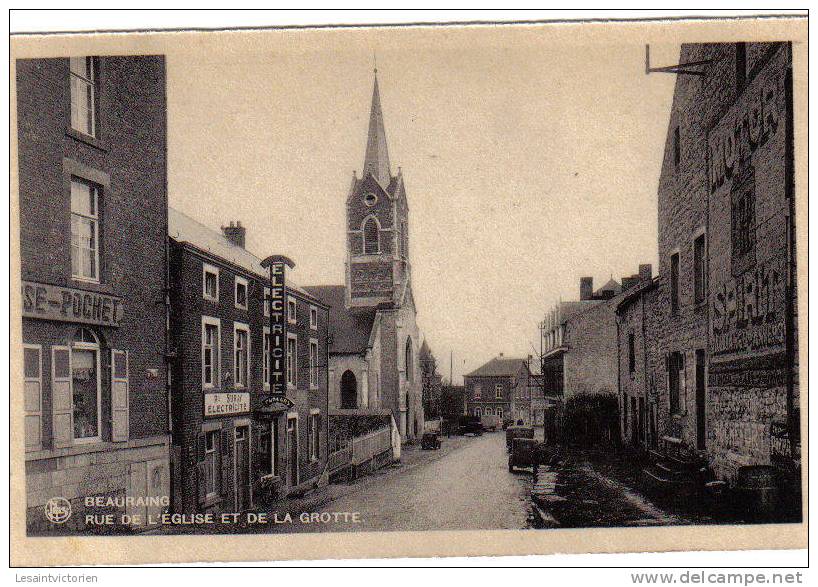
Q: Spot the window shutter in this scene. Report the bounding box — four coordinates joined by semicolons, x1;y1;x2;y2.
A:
51;346;73;448
23;345;43;452
220;428;232;498
111;349;129;442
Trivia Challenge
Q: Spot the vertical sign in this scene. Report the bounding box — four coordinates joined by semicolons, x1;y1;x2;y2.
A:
261;255;295;399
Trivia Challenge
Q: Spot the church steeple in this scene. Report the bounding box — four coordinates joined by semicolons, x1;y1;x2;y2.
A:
362;70;391;186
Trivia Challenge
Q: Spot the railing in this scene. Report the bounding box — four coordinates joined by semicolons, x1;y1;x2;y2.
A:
352;427;392;466
328;445;353;473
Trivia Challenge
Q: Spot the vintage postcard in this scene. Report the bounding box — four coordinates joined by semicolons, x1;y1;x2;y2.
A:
9;13;807;566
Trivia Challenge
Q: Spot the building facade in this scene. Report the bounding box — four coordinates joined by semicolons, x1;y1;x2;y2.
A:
464;356;528;422
168;209;330;513
305;71;424;441
649;42;797;483
18;56;171;532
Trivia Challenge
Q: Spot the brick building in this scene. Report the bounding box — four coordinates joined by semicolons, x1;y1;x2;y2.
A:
647;42;797;483
168;209;330;513
17;56;171;532
304;71;424;441
464;355;528;423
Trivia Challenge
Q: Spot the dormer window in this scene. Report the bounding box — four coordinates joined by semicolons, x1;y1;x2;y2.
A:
363;193;378;207
363;216;380;254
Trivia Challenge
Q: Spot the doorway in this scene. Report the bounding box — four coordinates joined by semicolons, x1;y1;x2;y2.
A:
287;416;299;488
340;370;357;409
234;426;251;511
695;349;706;450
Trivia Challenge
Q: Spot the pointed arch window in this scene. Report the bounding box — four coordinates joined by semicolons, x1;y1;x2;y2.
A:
363;216;380;254
405;337;414;383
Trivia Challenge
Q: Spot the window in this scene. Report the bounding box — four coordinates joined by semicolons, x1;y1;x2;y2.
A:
495;384;503;399
497;407;503;419
204;431;219;498
405;338;413;382
670;252;680;315
309;306;318;330
263;327;271;390
234;324;249;388
234;276;248;310
203;264;219;301
264;287;271;316
475;407;481;417
363;193;377;207
673;126;680;169
70;57;96;137
309;339;319;388
694;234;706;304
473;385;481;400
287;334;297;388
309;411;320;462
70;179;100;282
668;352;684;416
287;296;297;324
731;171;757;276
363;217;380;254
628;333;636;374
71;328;100;442
202;318;220;388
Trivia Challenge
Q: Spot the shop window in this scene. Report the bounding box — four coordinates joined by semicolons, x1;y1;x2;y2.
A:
287;334;297;388
234;323;249;388
203;264;219;301
70;179;100;282
694;234;707;304
309;339;319;389
70;57;97;137
257;428;272;477
234;276;248;310
202;317;220;388
204;431;219;498
58;328;102;444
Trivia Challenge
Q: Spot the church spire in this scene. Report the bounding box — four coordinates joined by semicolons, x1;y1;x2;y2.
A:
363;68;391;186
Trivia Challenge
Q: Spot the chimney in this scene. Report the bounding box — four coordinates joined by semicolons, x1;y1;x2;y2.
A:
639;263;653;282
222;220;246;249
580;277;593;301
499;352;504;358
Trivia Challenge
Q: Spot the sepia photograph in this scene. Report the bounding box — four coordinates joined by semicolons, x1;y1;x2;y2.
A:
9;10;807;567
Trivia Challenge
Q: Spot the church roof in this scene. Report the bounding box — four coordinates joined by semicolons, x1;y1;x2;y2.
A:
594;278;622;297
302;285;377;355
362;73;392;187
465;356;529;379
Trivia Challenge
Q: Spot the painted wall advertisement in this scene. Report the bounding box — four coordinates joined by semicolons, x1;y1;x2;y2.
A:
707;47;789;366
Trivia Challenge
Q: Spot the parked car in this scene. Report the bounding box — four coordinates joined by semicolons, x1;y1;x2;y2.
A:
480;414;500;432
421;432;442;450
508;438;543;472
505;425;534;451
457;415;483;436
501;417;515;430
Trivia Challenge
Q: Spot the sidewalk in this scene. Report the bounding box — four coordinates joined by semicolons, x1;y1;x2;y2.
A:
153;432;476;534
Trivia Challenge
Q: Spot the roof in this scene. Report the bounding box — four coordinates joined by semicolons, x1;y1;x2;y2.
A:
594;278;622;297
615;276;659;314
362;73;391;187
168;207;314;299
465;357;528;378
302;285;377;354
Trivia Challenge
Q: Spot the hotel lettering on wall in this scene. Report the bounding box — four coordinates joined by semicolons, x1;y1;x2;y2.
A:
707;46;789;361
22;281;124;327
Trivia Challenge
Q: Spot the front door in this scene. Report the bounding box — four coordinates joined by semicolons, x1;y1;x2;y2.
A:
287;417;298;488
234;426;251;511
695;349;706;450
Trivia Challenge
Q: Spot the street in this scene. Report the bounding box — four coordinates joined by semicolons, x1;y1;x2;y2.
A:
289;432;533;532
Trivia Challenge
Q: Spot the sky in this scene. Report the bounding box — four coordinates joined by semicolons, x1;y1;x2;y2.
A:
166;26;679;385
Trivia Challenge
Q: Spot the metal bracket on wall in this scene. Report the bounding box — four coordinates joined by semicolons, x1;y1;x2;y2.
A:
645;45;712;76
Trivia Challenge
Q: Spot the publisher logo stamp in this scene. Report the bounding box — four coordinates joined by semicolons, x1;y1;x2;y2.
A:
44;497;72;524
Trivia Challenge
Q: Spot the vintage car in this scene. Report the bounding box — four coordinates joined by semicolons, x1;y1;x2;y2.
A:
505;425;535;451
457;415;483;436
421;432;442;450
508;437;542;472
501;417;515;430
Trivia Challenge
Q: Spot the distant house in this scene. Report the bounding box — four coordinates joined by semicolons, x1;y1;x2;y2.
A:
464;355;529;422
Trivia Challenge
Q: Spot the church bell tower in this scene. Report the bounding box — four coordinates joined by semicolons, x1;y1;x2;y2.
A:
345;69;411;308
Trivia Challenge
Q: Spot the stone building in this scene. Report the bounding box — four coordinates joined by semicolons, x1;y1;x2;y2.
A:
168;209;330;513
304;71;424;441
464;355;528;423
17;56;171;532
648;42;797;483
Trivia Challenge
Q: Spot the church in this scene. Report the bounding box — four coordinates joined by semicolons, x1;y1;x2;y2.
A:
305;70;424;442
